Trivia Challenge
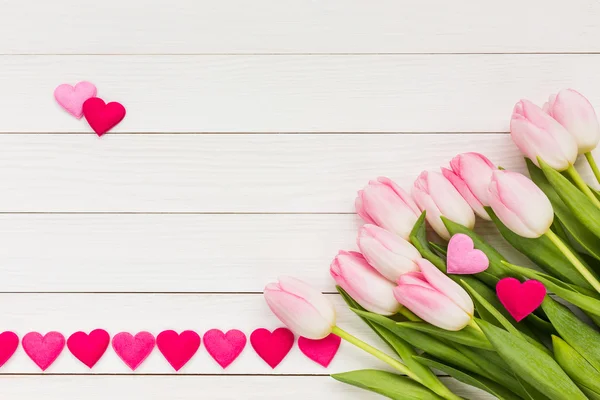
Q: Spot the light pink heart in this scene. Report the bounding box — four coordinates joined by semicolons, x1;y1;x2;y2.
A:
112;331;155;370
54;81;97;119
447;234;489;275
22;331;66;371
203;329;247;369
298;334;341;368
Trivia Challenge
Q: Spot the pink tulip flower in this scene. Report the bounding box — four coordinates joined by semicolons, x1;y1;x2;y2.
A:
412;171;476;239
488;170;554;238
442;153;496;220
510;99;578;171
356;177;421;240
264;276;336;339
357;224;421;282
393;259;474;331
330;251;401;316
544;89;600;154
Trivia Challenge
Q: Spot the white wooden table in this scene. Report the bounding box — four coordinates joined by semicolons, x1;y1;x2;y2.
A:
1;1;599;398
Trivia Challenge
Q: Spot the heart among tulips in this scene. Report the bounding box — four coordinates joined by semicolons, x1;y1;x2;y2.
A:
263;89;600;400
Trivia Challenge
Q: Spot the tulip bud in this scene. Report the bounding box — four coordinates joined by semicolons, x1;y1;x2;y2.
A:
488;170;554;238
510;99;578;171
330;250;401;316
264;276;336;339
442;152;496;220
357;224;421;282
412;171;476;239
544;89;600;154
355;177;421;240
393;259;474;331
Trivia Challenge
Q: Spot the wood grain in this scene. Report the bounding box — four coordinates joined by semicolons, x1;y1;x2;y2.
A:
0;214;530;292
0;376;492;399
2;55;600;132
1;0;598;54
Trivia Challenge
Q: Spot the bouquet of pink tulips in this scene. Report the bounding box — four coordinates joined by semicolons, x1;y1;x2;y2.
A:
265;89;600;400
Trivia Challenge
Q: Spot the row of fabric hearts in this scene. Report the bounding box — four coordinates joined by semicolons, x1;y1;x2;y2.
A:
54;81;126;136
0;328;340;372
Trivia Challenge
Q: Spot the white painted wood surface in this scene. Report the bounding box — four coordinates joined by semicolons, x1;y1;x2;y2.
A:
2;0;592;398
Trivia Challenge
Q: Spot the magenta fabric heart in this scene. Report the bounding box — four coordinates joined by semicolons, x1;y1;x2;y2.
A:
0;332;19;368
112;331;155;370
447;233;489;274
22;331;66;371
298;333;341;368
54;81;97;119
250;328;294;369
156;330;201;371
203;329;247;369
497;278;546;322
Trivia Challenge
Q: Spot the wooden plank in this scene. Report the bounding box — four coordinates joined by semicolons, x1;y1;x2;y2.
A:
1;55;600;133
1;0;598;54
0;133;531;212
0;376;492;399
0;214;530;292
0;293;394;374
1;133;596;213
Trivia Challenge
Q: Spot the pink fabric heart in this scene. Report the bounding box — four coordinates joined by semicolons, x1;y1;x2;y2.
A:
0;331;19;368
112;331;155;370
22;331;66;371
497;278;546;322
54;81;97;119
203;329;247;369
250;328;294;369
156;330;201;371
67;329;110;368
447;233;489;274
298;333;341;368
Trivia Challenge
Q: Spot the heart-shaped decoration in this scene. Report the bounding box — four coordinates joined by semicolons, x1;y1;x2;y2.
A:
54;81;97;119
0;331;19;367
22;331;66;371
298;333;341;368
112;331;155;370
497;278;546;322
447;233;489;275
156;330;201;371
203;329;247;369
250;328;294;369
82;97;126;136
67;329;110;368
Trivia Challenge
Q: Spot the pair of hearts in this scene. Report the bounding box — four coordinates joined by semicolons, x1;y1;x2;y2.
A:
250;328;340;368
54;81;126;136
445;234;546;321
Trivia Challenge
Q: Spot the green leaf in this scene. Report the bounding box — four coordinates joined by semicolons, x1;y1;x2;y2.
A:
409;212;447;271
331;369;445;400
552;335;600;395
462;281;549;354
441;216;514;283
503;262;600;316
337;287;445;392
351;308;480;373
396;321;493;350
542;297;600;372
487;207;593;289
528;158;600;262
429;241;448;258
414;355;523;400
477;319;587;400
539;158;600;239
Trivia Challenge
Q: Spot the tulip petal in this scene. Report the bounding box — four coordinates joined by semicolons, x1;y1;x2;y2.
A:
417;259;474;316
393;284;471;331
278;276;336;324
355;190;376;224
442;167;489;220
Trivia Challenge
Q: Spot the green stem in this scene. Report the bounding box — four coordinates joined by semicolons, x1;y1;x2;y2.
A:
398;307;421;322
468;318;483;334
585;152;600;185
331;326;420;382
565;164;600;208
545;230;600;293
